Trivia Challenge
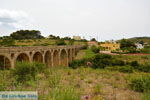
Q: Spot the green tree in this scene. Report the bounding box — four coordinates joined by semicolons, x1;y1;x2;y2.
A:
91;45;100;53
90;38;97;41
120;39;136;49
80;39;87;42
62;37;72;40
10;30;44;40
48;34;60;40
120;39;137;53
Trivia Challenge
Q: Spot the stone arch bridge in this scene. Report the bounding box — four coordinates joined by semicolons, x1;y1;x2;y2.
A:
0;45;83;69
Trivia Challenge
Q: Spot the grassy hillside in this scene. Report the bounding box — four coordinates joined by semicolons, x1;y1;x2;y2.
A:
124;37;150;44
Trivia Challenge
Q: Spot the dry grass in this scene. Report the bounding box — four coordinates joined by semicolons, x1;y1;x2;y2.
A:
1;66;147;100
0;66;143;100
15;39;56;46
1;50;150;100
43;67;143;100
14;39;86;46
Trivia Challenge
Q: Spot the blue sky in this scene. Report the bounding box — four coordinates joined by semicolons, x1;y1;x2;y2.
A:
0;0;150;41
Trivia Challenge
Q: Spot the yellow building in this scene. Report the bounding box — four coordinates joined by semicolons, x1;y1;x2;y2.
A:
100;42;120;51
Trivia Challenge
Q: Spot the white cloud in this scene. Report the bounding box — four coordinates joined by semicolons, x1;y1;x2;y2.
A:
0;9;35;36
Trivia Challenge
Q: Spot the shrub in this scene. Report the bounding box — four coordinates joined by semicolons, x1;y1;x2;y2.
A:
118;65;133;73
0;38;15;46
94;54;112;59
92;59;111;69
138;63;150;73
111;59;125;66
34;62;45;73
129;75;150;92
106;65;133;73
130;61;139;67
91;54;112;69
56;39;66;45
128;47;137;53
69;54;114;69
68;40;74;45
130;61;140;70
91;45;100;53
69;59;89;69
12;62;44;83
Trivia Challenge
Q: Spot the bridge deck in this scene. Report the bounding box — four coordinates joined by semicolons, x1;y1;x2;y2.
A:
0;45;82;53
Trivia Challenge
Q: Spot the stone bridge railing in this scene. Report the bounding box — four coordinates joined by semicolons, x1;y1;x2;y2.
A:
0;45;83;69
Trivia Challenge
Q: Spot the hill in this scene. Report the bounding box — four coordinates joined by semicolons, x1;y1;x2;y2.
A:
126;37;150;44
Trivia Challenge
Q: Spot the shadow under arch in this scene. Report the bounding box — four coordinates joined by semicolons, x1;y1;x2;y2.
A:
68;49;72;63
33;52;43;63
72;48;75;60
60;49;67;67
0;55;11;69
16;53;29;62
45;51;52;67
53;50;59;67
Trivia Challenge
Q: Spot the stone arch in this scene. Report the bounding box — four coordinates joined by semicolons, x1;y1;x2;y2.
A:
33;52;43;63
16;53;29;62
60;49;68;66
0;55;11;69
53;50;59;67
45;51;52;67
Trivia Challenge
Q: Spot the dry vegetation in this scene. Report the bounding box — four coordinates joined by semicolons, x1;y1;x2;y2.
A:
0;50;150;100
114;55;150;64
1;66;146;100
14;39;86;46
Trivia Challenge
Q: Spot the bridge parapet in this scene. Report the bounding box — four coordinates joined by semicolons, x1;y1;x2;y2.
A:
0;45;82;52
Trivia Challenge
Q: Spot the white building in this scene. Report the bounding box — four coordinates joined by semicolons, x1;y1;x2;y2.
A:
73;36;81;40
135;43;144;49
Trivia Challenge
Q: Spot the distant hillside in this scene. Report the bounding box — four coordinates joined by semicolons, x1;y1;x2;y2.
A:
118;37;150;44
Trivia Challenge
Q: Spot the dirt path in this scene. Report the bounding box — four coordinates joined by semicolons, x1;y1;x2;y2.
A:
123;53;150;56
